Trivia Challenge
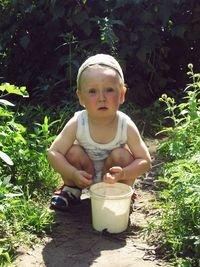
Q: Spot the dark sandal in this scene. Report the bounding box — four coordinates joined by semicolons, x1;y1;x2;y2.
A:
51;186;81;211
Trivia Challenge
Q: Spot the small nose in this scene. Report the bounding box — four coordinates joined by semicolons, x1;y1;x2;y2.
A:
99;91;106;101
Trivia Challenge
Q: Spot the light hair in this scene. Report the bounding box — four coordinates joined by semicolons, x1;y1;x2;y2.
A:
77;54;124;90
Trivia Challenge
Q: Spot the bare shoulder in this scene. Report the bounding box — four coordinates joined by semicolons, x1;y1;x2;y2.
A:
61;114;78;133
48;114;78;154
126;119;150;160
126;118;141;139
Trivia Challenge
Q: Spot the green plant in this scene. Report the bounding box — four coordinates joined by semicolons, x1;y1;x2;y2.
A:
0;176;54;265
0;83;28;166
0;83;57;265
154;159;200;266
1;1;200;106
157;64;200;159
0;83;60;192
149;66;200;266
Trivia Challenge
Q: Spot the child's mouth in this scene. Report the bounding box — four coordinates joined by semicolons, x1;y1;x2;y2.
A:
98;107;108;110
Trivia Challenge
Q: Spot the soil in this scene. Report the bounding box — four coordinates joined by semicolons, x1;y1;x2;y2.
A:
15;139;169;267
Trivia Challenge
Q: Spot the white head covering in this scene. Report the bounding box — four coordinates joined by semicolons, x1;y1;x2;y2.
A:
77;54;124;87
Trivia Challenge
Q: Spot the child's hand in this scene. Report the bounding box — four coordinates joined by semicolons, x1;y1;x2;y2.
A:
103;166;124;184
73;170;93;189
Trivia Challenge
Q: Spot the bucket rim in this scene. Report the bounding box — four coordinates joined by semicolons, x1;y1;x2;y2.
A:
89;182;133;199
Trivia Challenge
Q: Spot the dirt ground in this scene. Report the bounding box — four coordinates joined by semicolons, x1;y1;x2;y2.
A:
15;139;170;267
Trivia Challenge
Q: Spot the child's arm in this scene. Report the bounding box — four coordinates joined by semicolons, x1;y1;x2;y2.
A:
47;116;92;188
104;120;151;184
122;120;151;182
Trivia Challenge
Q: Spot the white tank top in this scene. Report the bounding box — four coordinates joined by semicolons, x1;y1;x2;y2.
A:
75;110;131;182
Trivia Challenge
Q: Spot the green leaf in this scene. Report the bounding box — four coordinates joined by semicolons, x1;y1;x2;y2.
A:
0;83;28;97
0;85;6;92
0;99;15;106
3;251;11;263
47;136;56;142
14;133;27;145
0;151;14;165
44;116;48;125
2;176;11;185
14;123;27;133
5;193;23;198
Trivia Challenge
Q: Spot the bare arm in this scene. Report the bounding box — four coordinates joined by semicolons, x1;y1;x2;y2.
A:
47;116;78;177
103;120;151;185
47;116;92;187
122;120;151;182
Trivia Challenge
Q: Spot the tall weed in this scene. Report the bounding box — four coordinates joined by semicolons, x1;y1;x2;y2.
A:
152;65;200;266
157;64;200;160
0;83;56;265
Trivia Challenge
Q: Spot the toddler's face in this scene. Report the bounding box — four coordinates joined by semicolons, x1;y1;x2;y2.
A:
77;66;126;118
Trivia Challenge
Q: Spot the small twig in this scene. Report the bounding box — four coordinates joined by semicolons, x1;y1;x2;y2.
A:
151;162;165;169
140;181;154;186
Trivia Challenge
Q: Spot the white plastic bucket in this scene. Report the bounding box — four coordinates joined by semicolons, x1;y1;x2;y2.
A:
89;182;133;233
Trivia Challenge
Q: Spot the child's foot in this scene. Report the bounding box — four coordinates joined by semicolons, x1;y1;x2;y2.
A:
51;185;82;211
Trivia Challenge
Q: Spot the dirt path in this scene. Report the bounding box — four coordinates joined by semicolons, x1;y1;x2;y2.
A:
15;140;169;267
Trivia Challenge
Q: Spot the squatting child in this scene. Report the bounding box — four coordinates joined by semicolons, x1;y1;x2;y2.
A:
47;54;151;211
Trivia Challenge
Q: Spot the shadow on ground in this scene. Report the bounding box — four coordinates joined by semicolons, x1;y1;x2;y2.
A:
42;198;131;267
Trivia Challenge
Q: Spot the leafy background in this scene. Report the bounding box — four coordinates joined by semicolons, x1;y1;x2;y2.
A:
0;1;200;266
0;0;200;106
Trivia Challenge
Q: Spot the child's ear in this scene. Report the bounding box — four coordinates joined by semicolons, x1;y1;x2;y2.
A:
120;86;127;104
76;89;85;107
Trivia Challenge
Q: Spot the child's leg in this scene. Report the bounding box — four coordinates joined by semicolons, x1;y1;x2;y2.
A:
51;145;94;211
64;144;95;187
103;147;134;186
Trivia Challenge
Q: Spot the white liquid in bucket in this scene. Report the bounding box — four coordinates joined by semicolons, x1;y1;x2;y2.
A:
90;183;133;233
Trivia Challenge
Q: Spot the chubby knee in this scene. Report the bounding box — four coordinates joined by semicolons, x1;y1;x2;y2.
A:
65;144;87;162
65;145;94;175
109;147;134;166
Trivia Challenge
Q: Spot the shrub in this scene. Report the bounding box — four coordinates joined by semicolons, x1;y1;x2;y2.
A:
0;83;55;265
1;1;200;106
157;64;200;160
151;65;200;266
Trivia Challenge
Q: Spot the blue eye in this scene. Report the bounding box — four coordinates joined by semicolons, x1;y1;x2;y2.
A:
88;88;96;94
106;88;114;92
